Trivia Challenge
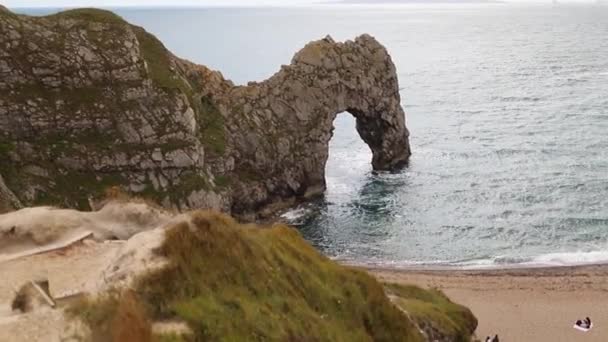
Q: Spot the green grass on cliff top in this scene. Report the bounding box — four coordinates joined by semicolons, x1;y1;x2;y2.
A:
71;211;476;342
387;284;478;342
46;8;126;24
3;6;186;95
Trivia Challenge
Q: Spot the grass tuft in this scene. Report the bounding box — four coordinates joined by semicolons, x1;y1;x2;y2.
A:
68;290;151;342
386;283;478;342
0;5;15;17
112;291;152;342
213;175;230;188
47;8;126;25
0;140;14;158
132;27;189;93
198;95;225;155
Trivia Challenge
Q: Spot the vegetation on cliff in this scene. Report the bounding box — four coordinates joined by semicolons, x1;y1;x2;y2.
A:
70;211;476;342
1;6;412;218
0;7;229;211
387;284;478;342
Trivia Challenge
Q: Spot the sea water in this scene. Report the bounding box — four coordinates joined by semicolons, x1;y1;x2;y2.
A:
19;4;608;268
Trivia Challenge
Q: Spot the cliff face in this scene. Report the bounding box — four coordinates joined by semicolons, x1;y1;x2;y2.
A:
0;173;21;213
0;8;410;218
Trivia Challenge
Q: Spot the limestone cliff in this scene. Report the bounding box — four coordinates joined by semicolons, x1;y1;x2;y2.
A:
0;8;410;218
0;173;21;213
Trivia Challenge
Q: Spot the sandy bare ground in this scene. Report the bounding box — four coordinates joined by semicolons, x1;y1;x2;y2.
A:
0;202;181;342
0;240;123;342
0;240;122;304
371;265;608;342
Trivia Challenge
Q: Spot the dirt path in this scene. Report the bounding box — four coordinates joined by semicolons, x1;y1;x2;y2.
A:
0;240;122;341
0;240;121;307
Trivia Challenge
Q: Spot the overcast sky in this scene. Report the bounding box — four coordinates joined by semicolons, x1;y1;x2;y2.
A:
5;0;317;7
3;0;598;7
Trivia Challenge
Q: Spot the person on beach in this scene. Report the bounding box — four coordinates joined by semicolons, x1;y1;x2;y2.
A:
576;317;591;329
485;335;499;342
574;317;592;331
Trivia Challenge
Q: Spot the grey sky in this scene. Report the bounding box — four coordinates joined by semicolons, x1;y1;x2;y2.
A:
4;0;314;7
3;0;596;7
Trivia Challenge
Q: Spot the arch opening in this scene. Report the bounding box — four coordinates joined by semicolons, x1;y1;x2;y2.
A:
325;113;373;197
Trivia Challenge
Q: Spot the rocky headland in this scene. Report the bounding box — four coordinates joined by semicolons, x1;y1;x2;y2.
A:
0;7;410;219
0;7;483;342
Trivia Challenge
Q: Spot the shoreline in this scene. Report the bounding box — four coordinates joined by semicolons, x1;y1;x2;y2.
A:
365;263;608;341
356;260;608;275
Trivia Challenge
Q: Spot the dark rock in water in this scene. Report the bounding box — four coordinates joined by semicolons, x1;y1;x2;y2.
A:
0;8;410;218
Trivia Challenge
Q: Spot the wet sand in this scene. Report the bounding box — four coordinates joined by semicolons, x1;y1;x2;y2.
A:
370;264;608;342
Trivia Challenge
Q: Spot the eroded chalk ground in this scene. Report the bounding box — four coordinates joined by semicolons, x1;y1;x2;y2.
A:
0;241;122;342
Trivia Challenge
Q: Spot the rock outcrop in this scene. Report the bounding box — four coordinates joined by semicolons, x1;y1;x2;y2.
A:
0;8;410;218
0;173;21;213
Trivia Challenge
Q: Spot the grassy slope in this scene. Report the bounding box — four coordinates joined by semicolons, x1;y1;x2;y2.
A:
387;284;478;342
72;211;476;342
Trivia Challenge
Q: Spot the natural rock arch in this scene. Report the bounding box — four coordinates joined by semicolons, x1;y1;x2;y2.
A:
0;8;410;218
219;35;411;215
292;35;410;171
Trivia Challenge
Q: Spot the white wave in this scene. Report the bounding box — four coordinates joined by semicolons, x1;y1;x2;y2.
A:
445;250;608;269
280;207;310;221
451;258;504;269
337;257;497;270
451;249;608;269
344;249;608;271
526;250;608;266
